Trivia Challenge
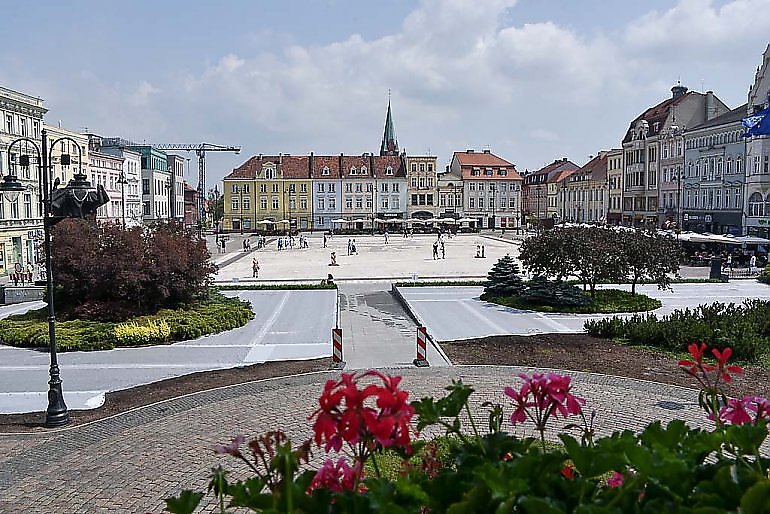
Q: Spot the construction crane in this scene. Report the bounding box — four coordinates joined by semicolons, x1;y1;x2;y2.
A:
101;138;241;231
152;143;241;229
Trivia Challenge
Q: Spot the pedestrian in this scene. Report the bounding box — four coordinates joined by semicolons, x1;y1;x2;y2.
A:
27;263;33;283
481;245;486;258
441;241;446;259
475;245;481;258
347;238;352;256
252;258;259;278
278;238;283;251
432;241;439;260
384;231;389;244
221;238;226;253
351;239;357;254
243;239;248;252
750;254;758;274
323;234;327;248
330;251;339;266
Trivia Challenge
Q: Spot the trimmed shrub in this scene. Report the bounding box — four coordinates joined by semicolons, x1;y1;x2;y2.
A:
760;265;770;284
585;299;770;362
519;276;590;307
113;320;172;347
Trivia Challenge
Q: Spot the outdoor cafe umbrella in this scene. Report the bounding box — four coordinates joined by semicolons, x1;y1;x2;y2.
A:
457;217;476;223
331;218;348;224
256;220;274;225
438;217;457;223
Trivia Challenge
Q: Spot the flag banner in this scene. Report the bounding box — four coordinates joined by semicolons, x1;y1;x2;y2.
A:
742;106;770;137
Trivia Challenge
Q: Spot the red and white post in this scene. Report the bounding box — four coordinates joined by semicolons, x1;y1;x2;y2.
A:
331;328;345;368
413;326;430;367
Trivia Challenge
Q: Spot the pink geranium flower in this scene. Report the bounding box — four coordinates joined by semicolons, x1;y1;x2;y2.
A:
719;396;770;425
606;471;624;488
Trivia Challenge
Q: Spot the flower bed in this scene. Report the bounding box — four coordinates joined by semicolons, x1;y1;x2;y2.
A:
0;292;254;351
168;344;770;513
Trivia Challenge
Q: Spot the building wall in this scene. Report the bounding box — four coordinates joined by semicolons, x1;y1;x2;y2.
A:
606;149;623;224
406;155;438;218
0;86;46;277
166;154;186;222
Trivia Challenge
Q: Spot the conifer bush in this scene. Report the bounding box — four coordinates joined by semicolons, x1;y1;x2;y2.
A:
483;254;525;297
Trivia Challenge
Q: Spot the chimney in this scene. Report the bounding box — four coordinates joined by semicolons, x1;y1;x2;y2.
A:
483;149;491;154
309;152;314;175
279;153;282;164
671;84;688;99
705;90;716;121
466;149;474;153
445;165;449;172
258;153;262;161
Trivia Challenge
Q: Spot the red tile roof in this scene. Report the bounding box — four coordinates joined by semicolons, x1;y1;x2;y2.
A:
453;150;522;181
622;92;693;143
226;153;406;180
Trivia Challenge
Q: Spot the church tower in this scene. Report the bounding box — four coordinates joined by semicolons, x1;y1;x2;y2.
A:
379;96;399;156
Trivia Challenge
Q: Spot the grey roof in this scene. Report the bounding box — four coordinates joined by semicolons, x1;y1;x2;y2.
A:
689;103;748;131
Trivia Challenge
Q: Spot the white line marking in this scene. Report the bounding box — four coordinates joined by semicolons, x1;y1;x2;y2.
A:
458;299;510;334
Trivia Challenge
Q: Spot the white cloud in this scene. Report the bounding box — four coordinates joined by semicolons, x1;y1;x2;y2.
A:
129;81;160;106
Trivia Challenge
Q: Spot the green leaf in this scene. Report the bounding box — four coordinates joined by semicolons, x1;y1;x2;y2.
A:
741;480;770;514
164;490;204;514
517;495;566;514
560;434;628;479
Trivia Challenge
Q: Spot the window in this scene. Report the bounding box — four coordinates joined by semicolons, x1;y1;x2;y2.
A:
427;163;433;172
350;166;357;175
260;197;268;210
381;183;388;193
469;198;475;208
5;114;13;134
381;198;389;209
392;196;399;209
393;183;399;192
469;183;476;191
427;177;433;187
420;163;425;172
289;198;296;210
32;120;39;139
345;183;352;193
360;166;367;175
419;177;425;188
143;201;150;215
411;163;417;172
355;183;362;193
355;197;362;209
329;198;336;210
318;198;325;210
322;166;330;176
300;184;307;192
243;197;251;210
411;194;418;205
318;182;325;192
427;194;433;205
142;179;150;195
735;188;741;209
716;189;722;209
272;184;279;193
701;189;707;209
749;192;764;216
272;197;279;210
386;166;393;175
501;198;507;208
366;183;373;193
23;194;31;218
736;157;742;175
232;198;239;211
478;197;484;209
265;168;274;179
300;197;307;210
411;177;417;187
498;170;507;176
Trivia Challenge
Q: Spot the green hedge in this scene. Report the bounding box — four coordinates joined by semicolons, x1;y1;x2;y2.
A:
482;288;661;314
760;265;770;284
394;280;486;287
0;293;254;351
212;283;337;290
584;299;770;363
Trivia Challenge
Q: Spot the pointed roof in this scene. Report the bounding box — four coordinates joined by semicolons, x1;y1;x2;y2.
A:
380;99;399;156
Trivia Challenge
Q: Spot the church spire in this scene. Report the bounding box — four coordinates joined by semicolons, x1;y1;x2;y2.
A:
380;91;399;156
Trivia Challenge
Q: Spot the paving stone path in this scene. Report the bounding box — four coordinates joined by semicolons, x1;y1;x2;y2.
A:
0;366;717;513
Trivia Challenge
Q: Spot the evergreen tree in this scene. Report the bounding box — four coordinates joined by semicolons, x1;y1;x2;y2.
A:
484;254;525;297
519;276;590;307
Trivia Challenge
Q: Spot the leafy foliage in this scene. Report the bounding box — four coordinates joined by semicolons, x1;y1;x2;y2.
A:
585;299;770;363
52;219;217;321
519;226;682;296
759;265;770;285
518;276;590;307
0;291;253;351
483;285;661;313
483;254;525;297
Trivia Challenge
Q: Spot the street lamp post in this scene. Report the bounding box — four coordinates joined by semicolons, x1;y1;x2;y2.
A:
118;171;127;228
1;129;94;427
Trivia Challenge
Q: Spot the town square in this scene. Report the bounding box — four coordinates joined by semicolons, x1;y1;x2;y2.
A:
2;1;770;512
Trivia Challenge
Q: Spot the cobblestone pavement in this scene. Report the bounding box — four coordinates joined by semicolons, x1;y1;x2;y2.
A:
0;365;726;513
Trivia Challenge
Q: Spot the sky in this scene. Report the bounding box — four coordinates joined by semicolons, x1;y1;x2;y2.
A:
2;0;769;188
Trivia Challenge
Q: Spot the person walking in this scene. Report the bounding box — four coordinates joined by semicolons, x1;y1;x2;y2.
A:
384;230;389;244
252;258;259;278
278;238;283;251
347;238;352;256
441;241;446;259
432;241;439;260
351;239;357;254
750;253;758;274
323;234;327;248
330;251;338;266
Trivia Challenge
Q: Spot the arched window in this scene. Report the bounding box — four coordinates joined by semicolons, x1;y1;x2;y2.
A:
322;166;330;175
737;157;743;175
716;158;723;176
749;192;764;217
726;158;732;174
360;166;367;175
688;161;693;177
350;166;357;175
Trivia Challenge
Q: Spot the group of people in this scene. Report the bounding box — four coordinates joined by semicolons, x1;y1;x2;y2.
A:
241;236;268;252
432;235;446;260
277;234;310;250
346;239;358;256
10;263;36;286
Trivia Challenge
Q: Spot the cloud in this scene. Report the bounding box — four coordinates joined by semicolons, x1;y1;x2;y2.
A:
129;81;160;106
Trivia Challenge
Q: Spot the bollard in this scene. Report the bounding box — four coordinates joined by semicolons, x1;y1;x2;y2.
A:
413;326;430;367
331;328;345;369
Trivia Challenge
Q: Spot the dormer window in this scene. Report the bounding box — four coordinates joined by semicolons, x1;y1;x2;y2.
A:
360;166;367;175
385;166;393;175
498;170;507;176
350;166;357;175
322;166;330;176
